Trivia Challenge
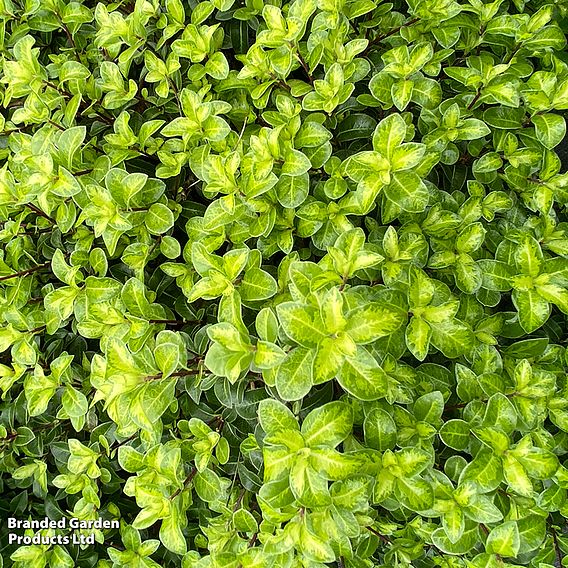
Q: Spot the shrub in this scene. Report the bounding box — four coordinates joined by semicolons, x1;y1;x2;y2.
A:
1;0;568;566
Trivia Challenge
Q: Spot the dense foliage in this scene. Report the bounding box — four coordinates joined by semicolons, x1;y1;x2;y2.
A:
2;0;568;566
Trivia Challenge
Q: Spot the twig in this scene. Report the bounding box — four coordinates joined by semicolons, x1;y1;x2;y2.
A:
25;203;56;224
467;90;482;110
506;43;522;64
295;52;313;84
148;319;203;326
18;228;52;236
367;526;391;544
233;488;246;512
28;326;46;334
363;17;420;55
170;468;197;500
551;526;564;568
48;119;65;131
61;22;76;49
144;368;203;381
0;262;50;282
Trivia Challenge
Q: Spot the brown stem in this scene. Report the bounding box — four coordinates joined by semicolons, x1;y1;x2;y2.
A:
148;319;203;326
144;368;203;381
110;432;139;450
367;526;391;543
443;402;468;411
28;326;46;334
61;23;76;49
467;90;482;110
0;431;18;444
0;262;50;282
18;227;53;236
506;44;521;64
444;393;516;414
44;81;72;98
551;526;564;568
0;420;61;446
364;17;420;54
82;104;115;125
48;119;65;131
295;52;313;84
25;203;56;224
233;488;246;512
170;468;197;500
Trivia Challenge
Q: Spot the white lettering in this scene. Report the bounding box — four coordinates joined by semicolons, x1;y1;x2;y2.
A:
72;533;95;545
7;516;114;543
94;519;111;529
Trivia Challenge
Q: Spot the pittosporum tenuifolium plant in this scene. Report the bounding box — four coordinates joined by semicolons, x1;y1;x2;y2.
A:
1;0;568;566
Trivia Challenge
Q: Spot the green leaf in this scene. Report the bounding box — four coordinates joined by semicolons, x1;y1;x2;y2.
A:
205;52;229;79
364;408;397;451
338;346;389;401
154;330;185;378
533;113;566;149
372;113;406;158
61;386;89;419
459;118;491;140
57;125;86;170
395;476;434;511
439;419;470;450
384;172;430;213
276;302;327;347
512;289;550;333
429;320;474;358
276;173;309;208
478;260;514;291
258;399;298;434
289;460;331;507
414;391;444;424
460;450;503;492
195;468;222;502
254;340;286;369
301;401;353;448
240;268;278;301
308;447;362;480
282;149;312;176
443;507;465;543
275;347;315;401
145;203;175;234
485;521;520;557
299;521;336;562
405;317;432;361
431;525;480;554
345;302;406;343
233;509;258;533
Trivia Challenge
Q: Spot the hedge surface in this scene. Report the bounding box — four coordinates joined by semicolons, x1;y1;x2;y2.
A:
1;0;568;566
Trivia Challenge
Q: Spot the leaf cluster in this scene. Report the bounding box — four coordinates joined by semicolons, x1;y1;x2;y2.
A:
1;0;568;567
